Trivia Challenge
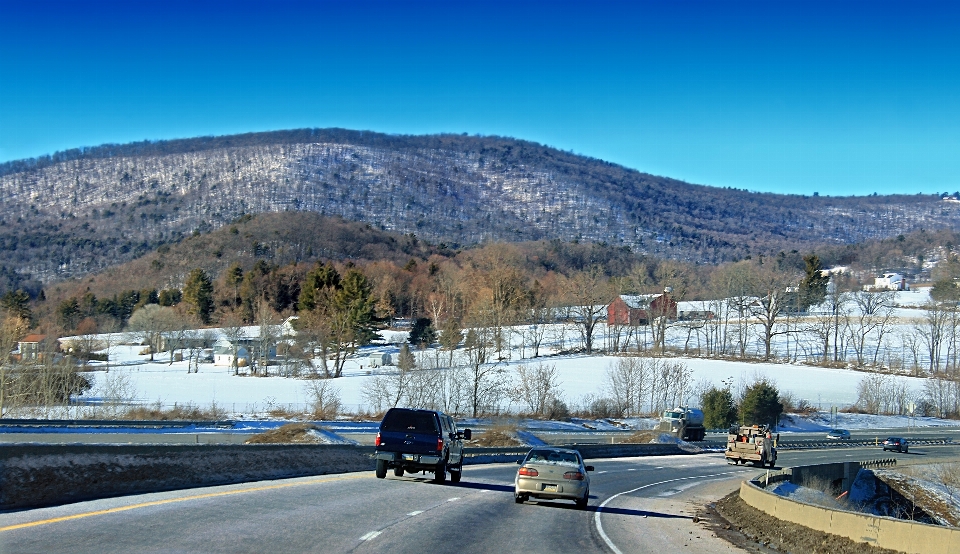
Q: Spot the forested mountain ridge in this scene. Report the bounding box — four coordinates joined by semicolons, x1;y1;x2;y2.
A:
2;129;957;293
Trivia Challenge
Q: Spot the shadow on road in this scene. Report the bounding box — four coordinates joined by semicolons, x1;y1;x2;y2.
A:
592;505;689;519
518;499;689;519
392;476;515;493
447;480;514;493
389;478;691;519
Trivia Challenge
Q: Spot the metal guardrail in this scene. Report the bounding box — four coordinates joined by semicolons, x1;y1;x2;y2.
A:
774;437;953;450
860;457;898;469
0;418;236;429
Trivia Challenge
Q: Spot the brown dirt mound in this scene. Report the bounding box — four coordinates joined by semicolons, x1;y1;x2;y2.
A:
244;423;325;444
876;468;960;527
709;491;901;554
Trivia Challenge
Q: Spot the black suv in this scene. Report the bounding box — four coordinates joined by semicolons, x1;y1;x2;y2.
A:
882;437;908;453
374;408;471;483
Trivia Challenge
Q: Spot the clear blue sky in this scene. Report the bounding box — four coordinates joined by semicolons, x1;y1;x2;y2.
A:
1;0;959;196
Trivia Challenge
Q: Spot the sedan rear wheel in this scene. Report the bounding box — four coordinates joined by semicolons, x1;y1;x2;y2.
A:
576;489;589;510
515;493;526;504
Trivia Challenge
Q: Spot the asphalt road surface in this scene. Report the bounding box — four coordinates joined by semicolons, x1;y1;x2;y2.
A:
1;445;957;554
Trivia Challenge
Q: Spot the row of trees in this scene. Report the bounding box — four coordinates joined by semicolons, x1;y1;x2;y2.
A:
0;311;92;417
855;370;960;419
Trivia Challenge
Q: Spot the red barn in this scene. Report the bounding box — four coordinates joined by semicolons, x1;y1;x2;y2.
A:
608;292;677;326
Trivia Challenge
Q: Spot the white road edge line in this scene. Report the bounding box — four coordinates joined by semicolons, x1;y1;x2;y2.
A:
593;470;742;554
407;510;424;516
359;531;382;541
447;497;460;502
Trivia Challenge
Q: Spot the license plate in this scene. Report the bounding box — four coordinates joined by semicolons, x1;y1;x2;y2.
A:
543;484;558;492
403;454;416;461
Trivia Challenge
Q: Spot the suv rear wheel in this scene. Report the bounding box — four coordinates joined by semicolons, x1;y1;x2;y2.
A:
375;459;387;479
394;467;404;477
434;461;447;483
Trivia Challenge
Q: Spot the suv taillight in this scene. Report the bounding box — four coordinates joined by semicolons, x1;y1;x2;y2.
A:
436;437;444;451
518;467;539;477
375;432;382;447
563;471;585;481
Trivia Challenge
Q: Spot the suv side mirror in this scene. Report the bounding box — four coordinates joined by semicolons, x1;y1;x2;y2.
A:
585;465;595;472
462;429;472;440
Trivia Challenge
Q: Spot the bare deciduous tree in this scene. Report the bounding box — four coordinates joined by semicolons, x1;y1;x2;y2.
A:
748;262;800;360
0;312;29;416
513;362;562;416
561;267;614;354
604;356;648;417
304;378;342;419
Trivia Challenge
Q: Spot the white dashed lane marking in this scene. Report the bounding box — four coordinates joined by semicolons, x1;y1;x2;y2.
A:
359;531;382;541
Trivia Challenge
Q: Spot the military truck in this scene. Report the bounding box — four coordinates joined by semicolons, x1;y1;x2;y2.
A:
725;424;777;467
656;406;706;441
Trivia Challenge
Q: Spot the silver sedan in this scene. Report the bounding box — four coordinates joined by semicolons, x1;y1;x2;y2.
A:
514;447;593;509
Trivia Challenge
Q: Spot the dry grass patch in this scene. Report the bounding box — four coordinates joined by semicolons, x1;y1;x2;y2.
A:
469;424;523;447
113;402;228;421
244;423;325;444
618;430;661;444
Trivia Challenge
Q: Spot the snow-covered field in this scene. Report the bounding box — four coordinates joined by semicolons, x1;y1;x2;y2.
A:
51;287;956;430
84;346;928;416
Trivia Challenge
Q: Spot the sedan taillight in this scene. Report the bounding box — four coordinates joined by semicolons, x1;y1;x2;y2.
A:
375;432;382;447
518;467;539;477
563;471;585;481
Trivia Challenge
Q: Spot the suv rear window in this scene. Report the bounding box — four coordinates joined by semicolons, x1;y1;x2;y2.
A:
381;409;439;433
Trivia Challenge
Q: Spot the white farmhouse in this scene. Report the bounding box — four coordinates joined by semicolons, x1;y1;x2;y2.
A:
864;273;909;292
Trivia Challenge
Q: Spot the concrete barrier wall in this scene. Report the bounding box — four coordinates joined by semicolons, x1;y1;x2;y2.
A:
739;479;960;554
0;444;376;510
0;442;687;510
571;443;688;459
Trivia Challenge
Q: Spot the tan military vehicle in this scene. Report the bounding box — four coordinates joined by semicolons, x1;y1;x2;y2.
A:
725;424;777;467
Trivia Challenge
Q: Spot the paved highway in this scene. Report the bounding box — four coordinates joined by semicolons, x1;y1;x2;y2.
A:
2;444;956;554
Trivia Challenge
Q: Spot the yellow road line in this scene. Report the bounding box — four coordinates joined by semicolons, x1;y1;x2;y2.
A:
0;473;369;533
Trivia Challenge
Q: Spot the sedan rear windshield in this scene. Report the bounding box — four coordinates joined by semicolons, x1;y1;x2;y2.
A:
381;410;439;433
525;450;580;466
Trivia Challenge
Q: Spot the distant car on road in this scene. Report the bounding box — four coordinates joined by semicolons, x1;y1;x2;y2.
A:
826;429;851;440
514;447;593;509
882;437;908;453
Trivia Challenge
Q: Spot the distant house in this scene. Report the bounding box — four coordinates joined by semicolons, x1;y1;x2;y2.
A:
212;337;277;368
864;273;909;292
608;291;678;326
213;339;251;367
17;334;50;361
